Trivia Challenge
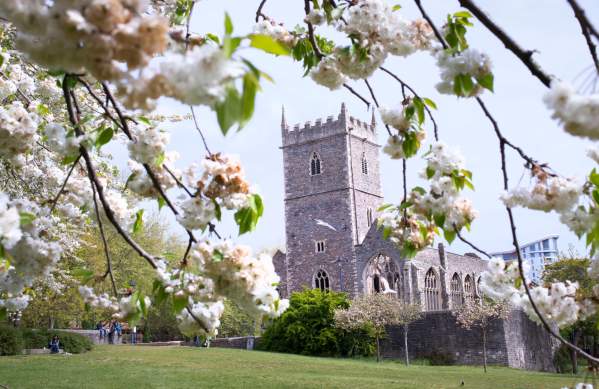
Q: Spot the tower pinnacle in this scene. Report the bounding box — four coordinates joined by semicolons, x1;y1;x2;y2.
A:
281;105;288;130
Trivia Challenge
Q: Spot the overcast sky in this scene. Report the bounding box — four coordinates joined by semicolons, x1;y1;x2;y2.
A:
120;0;599;257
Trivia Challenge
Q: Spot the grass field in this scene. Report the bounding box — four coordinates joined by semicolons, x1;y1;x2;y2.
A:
0;345;588;388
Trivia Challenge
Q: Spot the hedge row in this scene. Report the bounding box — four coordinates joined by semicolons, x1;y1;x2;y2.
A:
0;325;93;355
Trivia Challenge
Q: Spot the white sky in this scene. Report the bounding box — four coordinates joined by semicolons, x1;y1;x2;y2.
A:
118;0;599;257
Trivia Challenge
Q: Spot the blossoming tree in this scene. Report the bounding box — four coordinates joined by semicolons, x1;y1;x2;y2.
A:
454;300;509;373
0;2;598;376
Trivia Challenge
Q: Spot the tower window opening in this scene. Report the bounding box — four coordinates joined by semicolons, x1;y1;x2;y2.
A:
314;269;330;291
315;240;326;253
310;152;321;175
361;153;368;175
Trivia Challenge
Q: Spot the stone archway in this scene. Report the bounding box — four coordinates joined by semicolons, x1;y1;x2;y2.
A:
363;254;400;296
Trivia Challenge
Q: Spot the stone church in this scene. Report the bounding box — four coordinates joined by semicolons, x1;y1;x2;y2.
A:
273;103;487;310
272;104;558;370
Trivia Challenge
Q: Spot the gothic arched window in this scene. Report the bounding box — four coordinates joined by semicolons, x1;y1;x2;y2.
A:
424;268;440;311
450;273;463;309
310;152;321;176
361;153;368;175
464;275;474;303
314;269;330;292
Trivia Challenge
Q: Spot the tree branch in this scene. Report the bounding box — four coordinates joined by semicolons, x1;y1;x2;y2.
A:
48;154;81;214
343;83;371;108
255;0;268;22
457;0;553;87
91;182;118;296
566;0;599;75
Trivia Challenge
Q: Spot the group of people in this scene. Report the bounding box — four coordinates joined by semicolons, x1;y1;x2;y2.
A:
96;320;137;344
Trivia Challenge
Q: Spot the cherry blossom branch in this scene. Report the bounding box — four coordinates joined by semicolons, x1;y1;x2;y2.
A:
190;106;213;156
343;83;371;108
379;66;439;141
91;182;118;297
363;79;392;136
185;305;210;333
0;71;32;107
457;0;553;87
413;0;448;50
48;154;81;214
566;0;599;40
303;0;323;59
62;75;158;270
566;0;599;74
413;4;599;362
255;0;268;22
453;226;491;259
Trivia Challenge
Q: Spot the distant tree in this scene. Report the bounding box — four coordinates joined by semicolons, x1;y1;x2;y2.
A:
396;303;422;366
259;288;373;357
335;294;418;362
544;258;599;374
454;300;509;372
218;299;259;338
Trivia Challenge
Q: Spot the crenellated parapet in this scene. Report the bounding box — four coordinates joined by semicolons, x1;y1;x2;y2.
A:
281;103;377;147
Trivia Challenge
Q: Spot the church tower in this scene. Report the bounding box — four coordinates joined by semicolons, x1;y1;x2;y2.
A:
280;103;383;296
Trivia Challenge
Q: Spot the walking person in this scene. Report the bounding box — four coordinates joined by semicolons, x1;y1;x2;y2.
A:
97;321;106;339
107;319;116;344
131;325;137;344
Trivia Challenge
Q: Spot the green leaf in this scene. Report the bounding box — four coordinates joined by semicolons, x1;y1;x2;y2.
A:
19;211;35;226
224;12;234;35
453;11;472;18
213;200;222;221
138;293;148;317
377;203;394;212
593;190;599;206
157;196;166;211
423;97;437;110
154;151;166;167
137;116;152;126
412;186;426;195
434;213;446;228
240;72;259;128
590;169;599;187
206;33;220;44
215;85;242;135
444;229;456;244
413;98;425;125
72;268;95;284
95;127;114;149
392;4;402;11
61;153;80;166
250;34;291;56
173;293;188;313
223;36;242;59
476;73;494;92
426;167;436;179
152;280;168;306
36;103;50;117
234;194;264;235
133;209;144;234
213;249;224;263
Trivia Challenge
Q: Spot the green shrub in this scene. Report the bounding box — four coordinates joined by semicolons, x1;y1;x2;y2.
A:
258;288;374;357
0;325;24;355
426;351;455;366
21;329;93;353
219;299;259;338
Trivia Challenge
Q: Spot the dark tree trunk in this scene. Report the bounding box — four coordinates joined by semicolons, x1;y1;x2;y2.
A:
482;327;488;373
404;324;410;366
571;328;581;374
376;335;381;362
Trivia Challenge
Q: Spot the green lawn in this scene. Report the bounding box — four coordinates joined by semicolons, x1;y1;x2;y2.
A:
0;345;586;388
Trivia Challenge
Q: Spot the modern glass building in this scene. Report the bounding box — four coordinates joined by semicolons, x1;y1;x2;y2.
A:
490;235;559;284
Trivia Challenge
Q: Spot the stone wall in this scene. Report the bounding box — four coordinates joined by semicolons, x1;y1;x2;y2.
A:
380;310;557;371
210;336;259;350
59;329;140;345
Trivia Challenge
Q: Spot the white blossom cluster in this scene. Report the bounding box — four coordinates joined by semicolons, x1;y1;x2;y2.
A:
177;154;253;231
44;123;86;158
415;142;477;230
177;300;225;337
435;49;493;97
377;211;434;254
0;0;169;81
191;240;289;319
114;294;152;320
0;193;22;250
544;81;599;139
253;19;299;48
0;197;62;312
309;0;433;89
127;151;181;198
118;45;244;111
480;258;596;328
0;101;39;166
128;126;170;166
380;104;426;159
78;285;118;311
501;175;582;212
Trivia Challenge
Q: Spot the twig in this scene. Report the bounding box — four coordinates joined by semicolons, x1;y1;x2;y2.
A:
91;183;118;296
566;0;599;75
186;305;210;333
190;106;212;156
49;154;81;213
303;0;323;59
255;0;268;22
363;79;392;136
414;0;448;50
379;66;439;141
343;83;371;108
565;0;599;40
62;75;158;270
457;0;553;87
454;227;491;259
